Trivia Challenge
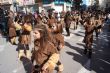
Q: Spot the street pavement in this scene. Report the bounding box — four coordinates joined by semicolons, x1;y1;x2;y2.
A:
0;23;110;73
91;23;110;73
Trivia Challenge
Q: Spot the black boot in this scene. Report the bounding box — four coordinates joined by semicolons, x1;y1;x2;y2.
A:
84;48;87;54
88;49;92;58
66;27;70;36
96;32;99;38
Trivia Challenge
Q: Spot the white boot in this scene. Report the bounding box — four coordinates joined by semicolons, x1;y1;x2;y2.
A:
26;50;32;60
58;64;64;73
18;50;25;60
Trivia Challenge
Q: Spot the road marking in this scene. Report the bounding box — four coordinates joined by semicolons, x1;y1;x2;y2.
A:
77;59;91;73
98;58;110;65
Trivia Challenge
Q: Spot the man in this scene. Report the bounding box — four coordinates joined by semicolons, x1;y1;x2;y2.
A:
84;17;95;58
64;11;72;36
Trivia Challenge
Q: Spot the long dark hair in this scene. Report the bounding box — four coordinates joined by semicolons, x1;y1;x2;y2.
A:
52;23;63;34
23;15;32;24
34;24;53;49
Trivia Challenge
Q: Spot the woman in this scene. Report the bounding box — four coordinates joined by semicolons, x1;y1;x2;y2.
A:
8;11;17;45
51;23;65;73
18;15;32;60
32;24;59;73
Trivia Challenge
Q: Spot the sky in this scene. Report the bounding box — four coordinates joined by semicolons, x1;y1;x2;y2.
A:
82;0;87;5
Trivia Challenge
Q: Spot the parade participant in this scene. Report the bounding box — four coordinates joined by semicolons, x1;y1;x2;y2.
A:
28;13;35;29
36;13;43;24
14;13;22;36
8;10;17;45
51;23;64;73
18;15;32;60
64;11;72;36
84;17;95;58
47;11;57;29
75;12;80;29
32;24;59;73
54;11;58;21
78;13;83;25
97;15;103;33
34;10;39;25
94;14;102;38
60;11;65;33
72;15;77;30
41;10;46;17
41;14;48;24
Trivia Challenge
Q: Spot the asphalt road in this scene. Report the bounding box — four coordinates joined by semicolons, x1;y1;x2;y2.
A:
0;23;110;73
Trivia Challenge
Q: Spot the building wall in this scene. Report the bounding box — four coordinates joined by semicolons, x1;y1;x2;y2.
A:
106;0;110;7
16;0;36;13
43;0;72;12
54;5;63;12
98;0;106;9
17;0;35;6
88;0;95;6
0;0;13;4
98;0;110;9
0;0;13;11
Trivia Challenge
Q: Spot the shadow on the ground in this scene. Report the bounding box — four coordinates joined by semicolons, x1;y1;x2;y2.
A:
78;31;85;34
70;28;85;37
73;33;84;37
65;41;90;71
77;43;85;48
65;41;84;54
90;24;110;73
66;51;91;71
70;28;76;30
65;24;110;73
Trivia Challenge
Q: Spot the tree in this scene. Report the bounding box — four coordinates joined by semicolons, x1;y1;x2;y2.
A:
73;0;83;10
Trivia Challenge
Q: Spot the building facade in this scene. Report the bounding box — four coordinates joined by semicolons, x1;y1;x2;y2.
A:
0;0;13;11
36;0;72;13
16;0;36;13
97;0;110;10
